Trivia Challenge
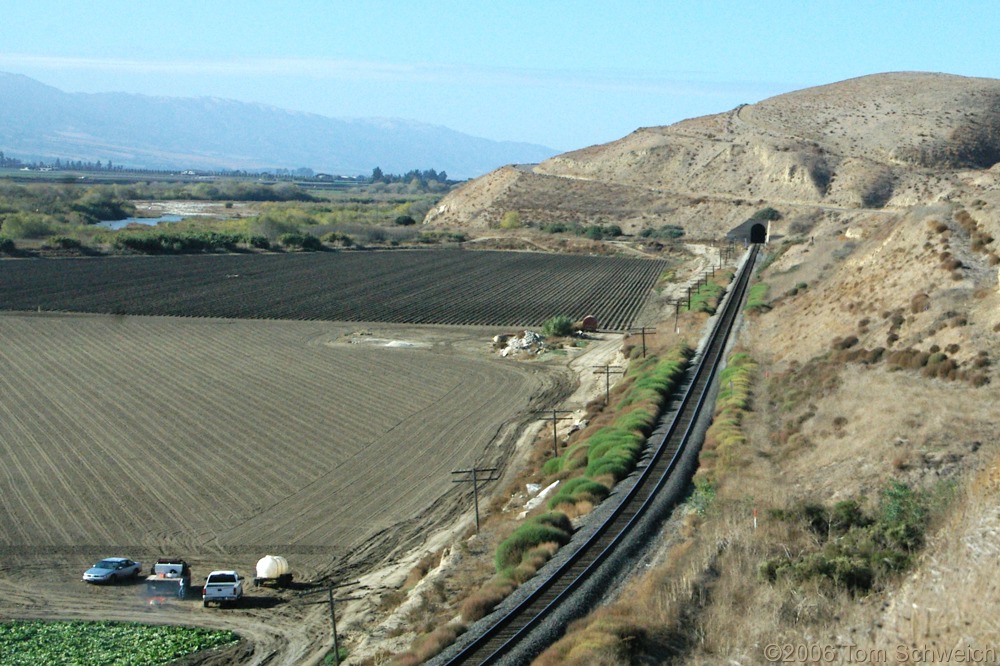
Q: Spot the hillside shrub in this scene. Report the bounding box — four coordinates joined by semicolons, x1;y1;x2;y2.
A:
639;224;685;239
459;578;517;624
0;237;16;253
751;207;782;221
760;482;930;593
495;512;573;572
910;292;930;313
499;211;523;229
686;477;717;515
547;477;610;510
584;427;645;480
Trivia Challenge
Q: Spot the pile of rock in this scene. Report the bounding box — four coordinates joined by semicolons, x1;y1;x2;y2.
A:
493;330;546;357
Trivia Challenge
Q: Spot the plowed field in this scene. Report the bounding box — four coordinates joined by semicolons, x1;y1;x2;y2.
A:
0;250;668;331
0;312;570;664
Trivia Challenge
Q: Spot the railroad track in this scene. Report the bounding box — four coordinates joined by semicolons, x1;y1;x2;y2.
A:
438;244;760;666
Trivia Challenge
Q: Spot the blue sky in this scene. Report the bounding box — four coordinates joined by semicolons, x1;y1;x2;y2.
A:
2;1;999;151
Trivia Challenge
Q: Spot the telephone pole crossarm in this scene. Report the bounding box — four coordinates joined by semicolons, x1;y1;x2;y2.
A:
532;409;574;458
592;364;625;404
626;326;657;357
452;467;500;533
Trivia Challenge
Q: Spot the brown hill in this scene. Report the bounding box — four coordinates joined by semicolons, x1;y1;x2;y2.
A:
426;72;1000;237
426;72;1000;663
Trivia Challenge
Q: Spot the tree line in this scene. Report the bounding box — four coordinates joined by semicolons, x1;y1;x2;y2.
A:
370;167;451;185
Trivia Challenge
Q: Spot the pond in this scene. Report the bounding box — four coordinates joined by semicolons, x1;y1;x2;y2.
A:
96;215;183;230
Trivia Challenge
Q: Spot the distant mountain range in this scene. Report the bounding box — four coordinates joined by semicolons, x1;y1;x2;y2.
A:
0;71;557;179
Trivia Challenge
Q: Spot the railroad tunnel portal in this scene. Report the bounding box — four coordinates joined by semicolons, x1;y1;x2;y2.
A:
726;219;770;244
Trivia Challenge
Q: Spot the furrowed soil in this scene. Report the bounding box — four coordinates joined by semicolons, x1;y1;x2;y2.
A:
0;312;578;665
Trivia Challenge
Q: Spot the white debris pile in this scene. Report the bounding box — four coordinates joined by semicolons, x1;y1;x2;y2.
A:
493;330;546;357
518;480;561;519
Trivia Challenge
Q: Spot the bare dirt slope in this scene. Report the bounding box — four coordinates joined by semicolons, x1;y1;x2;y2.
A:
426;72;1000;237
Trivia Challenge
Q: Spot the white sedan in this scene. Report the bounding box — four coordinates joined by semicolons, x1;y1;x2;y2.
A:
82;557;142;584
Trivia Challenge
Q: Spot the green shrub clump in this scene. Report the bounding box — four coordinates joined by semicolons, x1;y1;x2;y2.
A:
278;232;323;250
751;207;782;221
42;236;83;250
547;477;611;509
639;224;685;239
112;231;247;254
760;482;931;593
687;273;731;314
495;512;573;572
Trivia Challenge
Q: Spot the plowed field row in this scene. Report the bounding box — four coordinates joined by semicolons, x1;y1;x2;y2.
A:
0;250;668;331
0;314;553;573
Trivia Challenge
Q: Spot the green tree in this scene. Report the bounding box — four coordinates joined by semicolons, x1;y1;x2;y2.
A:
541;315;574;337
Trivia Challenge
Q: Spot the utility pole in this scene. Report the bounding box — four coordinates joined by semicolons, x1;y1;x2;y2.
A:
452;467;500;533
627;326;657;358
592;364;625;404
301;580;362;666
672;299;683;333
533;409;574;458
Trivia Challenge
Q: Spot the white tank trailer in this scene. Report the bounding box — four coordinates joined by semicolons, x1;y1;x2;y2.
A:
253;555;292;588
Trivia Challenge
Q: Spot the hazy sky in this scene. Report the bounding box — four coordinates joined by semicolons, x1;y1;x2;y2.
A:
2;1;999;151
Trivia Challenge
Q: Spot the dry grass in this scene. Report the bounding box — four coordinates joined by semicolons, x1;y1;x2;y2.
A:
857;453;1000;656
535;202;1000;664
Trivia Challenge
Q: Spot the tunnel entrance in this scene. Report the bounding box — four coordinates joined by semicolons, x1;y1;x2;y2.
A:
750;223;767;243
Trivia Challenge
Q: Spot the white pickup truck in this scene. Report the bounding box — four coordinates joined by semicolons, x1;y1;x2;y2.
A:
202;570;244;607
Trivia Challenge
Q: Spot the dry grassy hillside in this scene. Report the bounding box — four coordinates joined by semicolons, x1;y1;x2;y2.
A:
420;72;1000;664
426;72;1000;238
529;200;1000;665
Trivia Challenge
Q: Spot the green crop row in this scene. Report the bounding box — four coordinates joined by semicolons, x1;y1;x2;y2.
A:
0;620;238;666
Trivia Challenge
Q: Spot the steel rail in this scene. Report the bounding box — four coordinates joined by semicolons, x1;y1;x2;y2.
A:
440;245;760;666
